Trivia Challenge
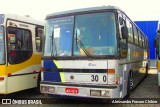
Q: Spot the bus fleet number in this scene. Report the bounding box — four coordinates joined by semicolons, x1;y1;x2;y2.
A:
91;75;107;82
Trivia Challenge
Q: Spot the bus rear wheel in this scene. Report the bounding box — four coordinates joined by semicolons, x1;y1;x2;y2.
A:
34;73;41;93
146;63;149;76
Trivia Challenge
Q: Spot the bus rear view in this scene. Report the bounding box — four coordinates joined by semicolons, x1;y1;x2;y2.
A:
41;6;149;99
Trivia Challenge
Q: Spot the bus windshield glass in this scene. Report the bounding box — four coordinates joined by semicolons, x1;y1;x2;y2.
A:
158;36;160;59
0;14;4;24
44;12;117;57
44;16;74;56
0;26;4;64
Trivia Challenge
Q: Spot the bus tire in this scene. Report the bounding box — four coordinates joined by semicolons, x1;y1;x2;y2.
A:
35;73;41;93
146;63;149;76
126;71;133;98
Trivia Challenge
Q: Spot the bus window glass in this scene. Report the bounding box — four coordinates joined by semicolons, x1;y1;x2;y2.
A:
44;16;74;56
133;26;139;45
141;33;144;48
8;27;32;64
126;19;133;42
144;36;147;49
158;37;160;56
0;15;4;24
138;31;142;47
0;26;4;64
74;12;117;56
36;27;43;52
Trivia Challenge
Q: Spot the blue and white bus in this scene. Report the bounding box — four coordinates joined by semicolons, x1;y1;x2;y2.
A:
40;6;149;99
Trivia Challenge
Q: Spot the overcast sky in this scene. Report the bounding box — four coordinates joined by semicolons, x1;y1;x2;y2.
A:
0;0;160;21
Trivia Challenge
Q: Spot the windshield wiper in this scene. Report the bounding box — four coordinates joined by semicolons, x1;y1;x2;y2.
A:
51;29;57;56
75;30;92;59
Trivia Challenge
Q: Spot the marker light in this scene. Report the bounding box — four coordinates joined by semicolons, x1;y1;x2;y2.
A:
8;73;11;77
0;77;4;81
40;67;44;72
116;76;119;85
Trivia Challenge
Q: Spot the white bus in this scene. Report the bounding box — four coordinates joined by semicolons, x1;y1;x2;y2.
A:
0;14;44;94
154;23;160;88
40;6;149;99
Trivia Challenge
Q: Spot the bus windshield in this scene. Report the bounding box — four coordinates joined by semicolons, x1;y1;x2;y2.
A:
158;36;160;59
0;26;4;64
44;12;117;57
0;14;4;24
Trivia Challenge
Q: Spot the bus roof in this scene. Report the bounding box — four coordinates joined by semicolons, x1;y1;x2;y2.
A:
46;6;122;19
1;13;43;26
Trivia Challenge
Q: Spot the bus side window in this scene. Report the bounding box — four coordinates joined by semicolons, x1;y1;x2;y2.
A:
118;13;128;58
8;27;32;64
118;13;128;42
138;31;142;47
126;19;134;43
8;27;16;50
141;33;144;48
36;27;43;52
133;26;139;45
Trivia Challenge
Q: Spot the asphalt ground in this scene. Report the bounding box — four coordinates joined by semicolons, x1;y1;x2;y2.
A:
0;69;160;106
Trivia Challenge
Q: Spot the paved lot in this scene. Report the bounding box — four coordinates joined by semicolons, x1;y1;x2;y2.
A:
0;69;160;106
130;74;160;98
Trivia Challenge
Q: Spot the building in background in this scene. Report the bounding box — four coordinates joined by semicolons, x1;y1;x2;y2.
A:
135;21;158;68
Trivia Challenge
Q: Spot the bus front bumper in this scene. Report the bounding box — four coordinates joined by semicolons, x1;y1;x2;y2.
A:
40;81;121;99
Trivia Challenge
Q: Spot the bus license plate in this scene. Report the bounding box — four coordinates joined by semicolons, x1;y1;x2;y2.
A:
65;88;78;94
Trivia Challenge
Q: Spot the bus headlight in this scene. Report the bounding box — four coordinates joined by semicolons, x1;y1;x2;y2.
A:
48;87;55;93
41;86;49;93
101;90;110;97
108;75;116;84
41;86;55;93
90;90;101;96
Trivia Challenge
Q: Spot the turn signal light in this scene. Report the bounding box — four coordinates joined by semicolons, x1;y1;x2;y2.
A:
108;69;115;74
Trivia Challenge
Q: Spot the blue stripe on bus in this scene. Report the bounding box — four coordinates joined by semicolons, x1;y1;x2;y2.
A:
43;60;61;82
44;60;57;68
43;72;61;82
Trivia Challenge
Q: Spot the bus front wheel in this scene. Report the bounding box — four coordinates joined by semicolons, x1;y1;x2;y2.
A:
126;71;133;98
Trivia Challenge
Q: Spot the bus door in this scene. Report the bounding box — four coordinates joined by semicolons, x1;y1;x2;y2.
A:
33;26;44;73
6;20;34;92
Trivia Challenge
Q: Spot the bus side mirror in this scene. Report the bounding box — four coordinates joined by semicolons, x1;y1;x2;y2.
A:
121;26;128;39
